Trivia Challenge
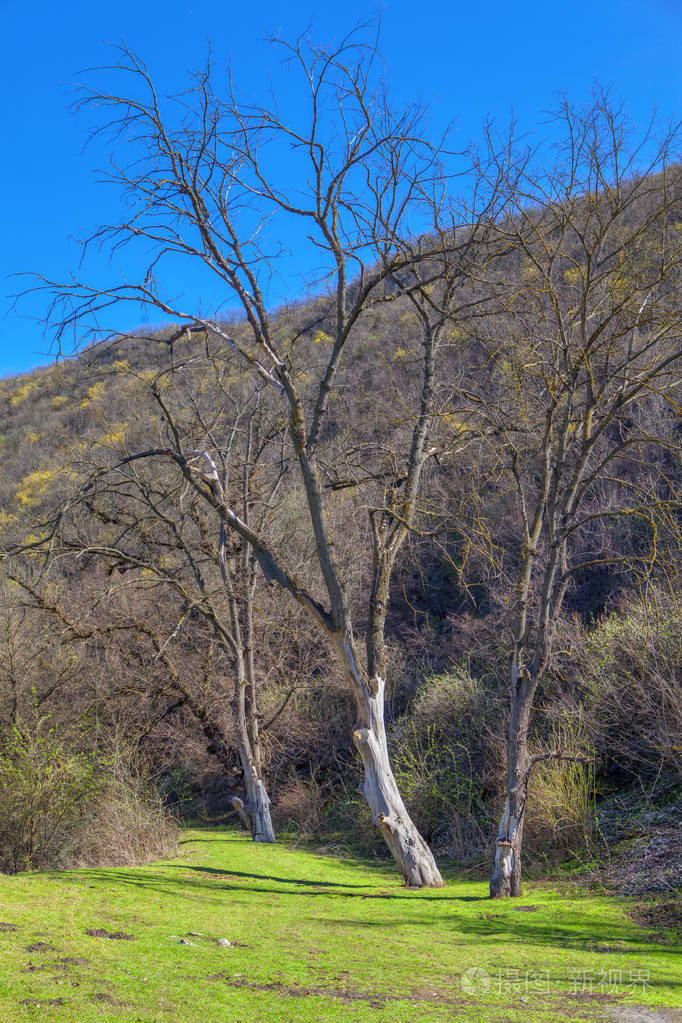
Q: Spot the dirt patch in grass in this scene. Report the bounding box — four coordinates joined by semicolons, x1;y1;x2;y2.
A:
564;992;620;1004
630;898;682;941
92;992;136;1008
27;941;56;952
22;956;90;974
208;973;389;1008
86;927;135;940
207;973;468;1010
19;998;65;1007
206;974;626;1016
605;1007;682;1023
559;992;682;1023
0;922;18;932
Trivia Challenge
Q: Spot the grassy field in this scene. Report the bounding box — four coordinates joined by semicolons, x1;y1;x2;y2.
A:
0;828;679;1022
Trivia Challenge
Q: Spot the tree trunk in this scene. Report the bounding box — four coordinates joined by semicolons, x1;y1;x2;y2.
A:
346;661;443;887
490;797;525;898
194;704;274;841
490;717;529;898
230;695;276;843
239;584;274;843
231;763;275;843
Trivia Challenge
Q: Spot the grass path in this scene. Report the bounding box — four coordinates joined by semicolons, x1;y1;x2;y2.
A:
0;827;679;1022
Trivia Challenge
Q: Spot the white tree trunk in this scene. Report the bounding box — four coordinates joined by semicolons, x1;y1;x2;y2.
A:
231;765;275;843
350;671;443;887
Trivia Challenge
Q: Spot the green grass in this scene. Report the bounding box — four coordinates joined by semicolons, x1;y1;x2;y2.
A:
0;827;679;1022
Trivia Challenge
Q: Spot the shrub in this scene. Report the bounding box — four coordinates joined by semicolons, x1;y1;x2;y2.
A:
0;725;177;874
579;594;682;780
272;772;327;838
73;749;179;868
390;667;499;860
0;725;98;873
392;723;493;858
322;772;388;858
524;719;597;864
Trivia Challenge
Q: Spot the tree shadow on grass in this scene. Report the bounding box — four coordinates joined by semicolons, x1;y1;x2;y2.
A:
173;864;486;900
178;837;228;844
73;865;484;902
318;908;682;967
176;864;374;889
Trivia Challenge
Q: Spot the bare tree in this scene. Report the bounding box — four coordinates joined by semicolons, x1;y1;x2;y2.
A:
470;96;682;896
30;26;510;884
50;359;293;841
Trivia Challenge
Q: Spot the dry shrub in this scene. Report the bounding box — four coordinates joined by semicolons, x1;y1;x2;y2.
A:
578;593;682;780
524;720;597;864
0;724;177;874
273;773;326;838
275;770;389;857
408;666;485;736
73;751;178;868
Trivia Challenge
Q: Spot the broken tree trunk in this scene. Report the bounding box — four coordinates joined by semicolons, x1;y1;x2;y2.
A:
231;771;275;843
335;633;443;887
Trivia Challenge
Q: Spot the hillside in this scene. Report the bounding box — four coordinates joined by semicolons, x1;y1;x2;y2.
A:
0;82;681;894
0;293;679;882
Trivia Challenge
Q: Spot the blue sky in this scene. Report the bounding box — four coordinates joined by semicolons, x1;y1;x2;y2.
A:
2;0;681;377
